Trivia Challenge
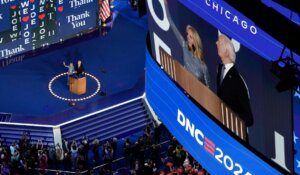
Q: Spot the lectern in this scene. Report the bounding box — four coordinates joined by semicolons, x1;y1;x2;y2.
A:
69;76;86;95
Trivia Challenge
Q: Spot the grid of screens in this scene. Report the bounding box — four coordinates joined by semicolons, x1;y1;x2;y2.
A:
0;0;99;60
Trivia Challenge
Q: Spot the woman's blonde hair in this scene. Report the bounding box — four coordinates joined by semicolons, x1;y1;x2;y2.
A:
186;25;204;62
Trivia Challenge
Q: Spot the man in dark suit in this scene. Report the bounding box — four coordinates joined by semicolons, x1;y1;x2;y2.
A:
75;60;85;77
216;34;253;127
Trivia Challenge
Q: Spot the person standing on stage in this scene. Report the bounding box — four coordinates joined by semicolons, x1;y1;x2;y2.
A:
75;60;85;77
63;62;76;85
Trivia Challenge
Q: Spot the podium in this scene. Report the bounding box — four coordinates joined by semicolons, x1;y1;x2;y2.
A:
69;76;86;95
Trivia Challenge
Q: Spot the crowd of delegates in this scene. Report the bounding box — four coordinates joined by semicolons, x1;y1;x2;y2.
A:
0;131;54;175
119;124;209;175
0;122;209;175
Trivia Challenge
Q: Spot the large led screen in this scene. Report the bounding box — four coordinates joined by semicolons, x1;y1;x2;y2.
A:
0;0;99;60
145;49;283;175
146;0;294;173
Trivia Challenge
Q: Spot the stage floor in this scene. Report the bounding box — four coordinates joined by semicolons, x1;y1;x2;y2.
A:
0;0;148;125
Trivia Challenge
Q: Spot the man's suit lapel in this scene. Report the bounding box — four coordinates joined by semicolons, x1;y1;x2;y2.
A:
217;64;223;91
221;66;235;86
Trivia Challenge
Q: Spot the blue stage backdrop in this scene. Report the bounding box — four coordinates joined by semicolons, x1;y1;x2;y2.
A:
0;0;99;59
146;0;294;173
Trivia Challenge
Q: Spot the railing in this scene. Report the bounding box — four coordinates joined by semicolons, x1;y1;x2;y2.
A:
159;47;246;140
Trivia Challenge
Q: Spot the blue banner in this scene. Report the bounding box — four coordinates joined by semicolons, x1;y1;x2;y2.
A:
145;51;282;175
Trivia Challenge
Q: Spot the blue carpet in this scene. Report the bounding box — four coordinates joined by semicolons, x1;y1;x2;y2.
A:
0;1;148;124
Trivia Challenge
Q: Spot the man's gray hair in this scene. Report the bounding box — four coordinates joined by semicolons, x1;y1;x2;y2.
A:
221;34;236;63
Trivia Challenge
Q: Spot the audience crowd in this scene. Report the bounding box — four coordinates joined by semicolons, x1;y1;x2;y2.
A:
0;122;209;175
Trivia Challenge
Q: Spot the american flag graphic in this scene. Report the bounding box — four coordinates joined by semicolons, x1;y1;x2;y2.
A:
100;0;111;22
